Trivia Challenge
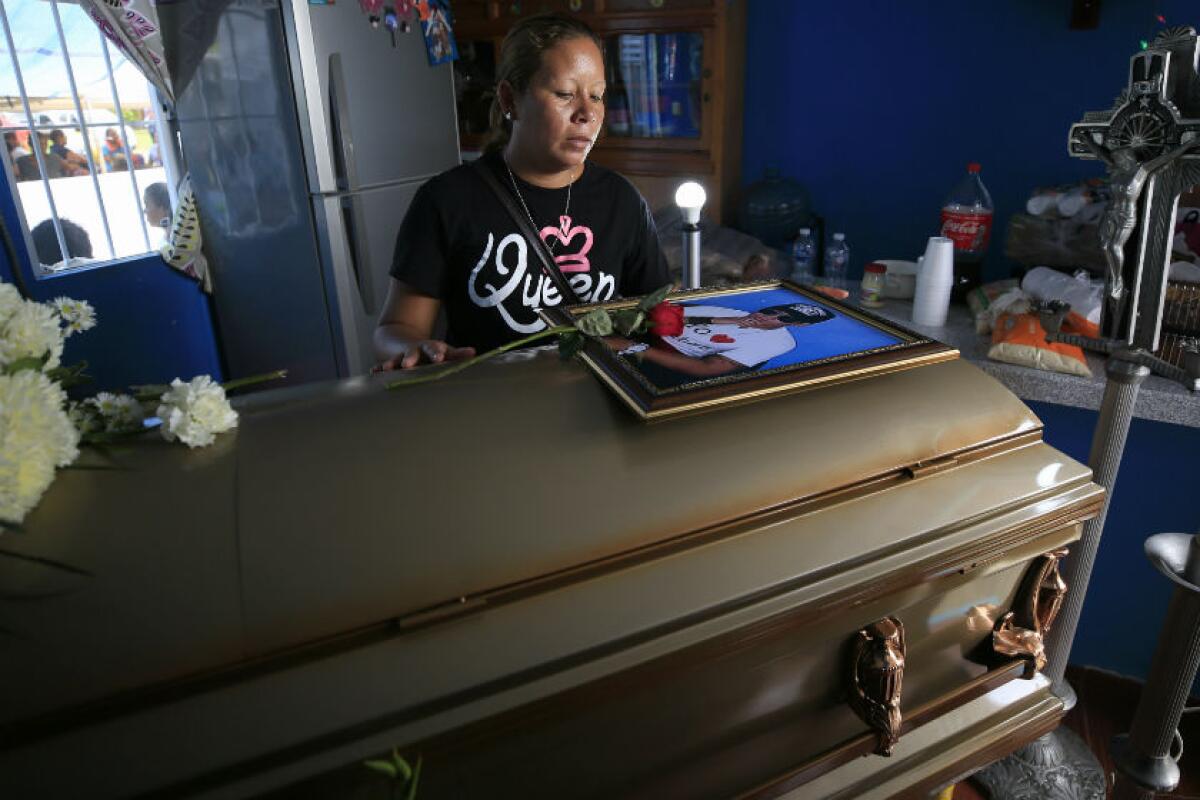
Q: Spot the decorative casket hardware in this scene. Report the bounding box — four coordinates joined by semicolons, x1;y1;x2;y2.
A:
848;616;906;757
992;548;1070;678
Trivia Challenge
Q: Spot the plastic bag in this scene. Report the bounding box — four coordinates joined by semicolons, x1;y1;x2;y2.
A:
987;309;1094;378
1020;267;1103;326
966;279;1020;334
654;206;780;285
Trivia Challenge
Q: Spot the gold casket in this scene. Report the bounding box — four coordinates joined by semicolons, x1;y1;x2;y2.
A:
0;349;1101;799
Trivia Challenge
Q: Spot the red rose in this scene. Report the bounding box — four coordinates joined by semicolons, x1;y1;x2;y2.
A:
648;302;684;337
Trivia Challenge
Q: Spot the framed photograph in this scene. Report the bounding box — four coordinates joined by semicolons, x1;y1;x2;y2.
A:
541;280;958;421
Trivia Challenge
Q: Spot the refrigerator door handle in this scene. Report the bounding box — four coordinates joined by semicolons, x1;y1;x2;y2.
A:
327;52;359;192
340;192;379;314
328;52;377;313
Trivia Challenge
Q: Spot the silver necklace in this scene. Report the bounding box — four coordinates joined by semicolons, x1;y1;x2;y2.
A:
504;158;573;255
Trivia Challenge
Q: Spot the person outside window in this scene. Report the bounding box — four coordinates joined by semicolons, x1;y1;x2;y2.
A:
5;131;30;161
14;132;69;182
31;218;93;268
48;129;90;175
101;128;128;172
147;127;162;167
373;12;669;371
143;182;172;247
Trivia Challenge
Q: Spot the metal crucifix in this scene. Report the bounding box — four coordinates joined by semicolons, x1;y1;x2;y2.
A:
976;27;1200;800
1068;26;1200;349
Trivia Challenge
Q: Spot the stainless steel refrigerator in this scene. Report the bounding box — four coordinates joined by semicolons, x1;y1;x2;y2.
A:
165;0;460;384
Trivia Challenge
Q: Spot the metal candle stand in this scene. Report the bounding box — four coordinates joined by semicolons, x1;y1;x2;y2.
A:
682;221;702;290
973;25;1200;800
1110;533;1200;799
675;181;706;290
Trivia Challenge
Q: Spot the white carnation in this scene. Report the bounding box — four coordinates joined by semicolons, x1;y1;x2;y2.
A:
52;297;96;337
0;283;22;325
0;371;79;525
0;300;65;370
156;375;238;448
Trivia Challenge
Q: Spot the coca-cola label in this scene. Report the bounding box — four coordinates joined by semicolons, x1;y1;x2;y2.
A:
941;209;992;254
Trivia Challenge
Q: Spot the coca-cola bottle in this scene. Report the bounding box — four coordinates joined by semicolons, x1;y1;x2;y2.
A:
940;163;994;300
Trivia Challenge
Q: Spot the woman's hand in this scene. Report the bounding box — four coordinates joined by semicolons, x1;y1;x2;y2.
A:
374;280;477;372
373;340;477;372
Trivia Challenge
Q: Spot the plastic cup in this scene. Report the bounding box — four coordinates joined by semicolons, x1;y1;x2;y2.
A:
912;237;954;327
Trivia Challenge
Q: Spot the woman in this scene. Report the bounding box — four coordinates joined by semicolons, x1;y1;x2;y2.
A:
374;13;669;371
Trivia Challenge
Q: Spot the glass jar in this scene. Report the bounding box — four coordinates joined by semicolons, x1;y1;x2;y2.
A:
861;262;886;307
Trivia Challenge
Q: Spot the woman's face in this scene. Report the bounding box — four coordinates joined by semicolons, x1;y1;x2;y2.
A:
510;37;605;173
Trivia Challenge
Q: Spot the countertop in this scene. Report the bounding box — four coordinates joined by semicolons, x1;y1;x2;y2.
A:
858;297;1200;428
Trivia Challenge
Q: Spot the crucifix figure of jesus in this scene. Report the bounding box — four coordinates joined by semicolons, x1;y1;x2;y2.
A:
1072;131;1200;321
1067;26;1200;346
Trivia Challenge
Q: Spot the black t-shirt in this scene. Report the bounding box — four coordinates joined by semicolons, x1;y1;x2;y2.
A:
391;150;669;351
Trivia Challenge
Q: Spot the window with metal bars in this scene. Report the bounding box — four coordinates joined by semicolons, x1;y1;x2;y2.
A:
0;0;179;274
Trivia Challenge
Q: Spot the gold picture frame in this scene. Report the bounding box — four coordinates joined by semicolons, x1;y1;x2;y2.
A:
541;280;958;421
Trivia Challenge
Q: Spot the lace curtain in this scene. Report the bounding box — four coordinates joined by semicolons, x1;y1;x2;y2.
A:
77;0;211;292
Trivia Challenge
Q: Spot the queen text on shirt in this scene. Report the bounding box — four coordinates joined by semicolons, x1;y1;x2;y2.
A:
468;215;616;334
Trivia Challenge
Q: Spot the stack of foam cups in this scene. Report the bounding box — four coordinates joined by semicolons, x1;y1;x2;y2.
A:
912;236;954;327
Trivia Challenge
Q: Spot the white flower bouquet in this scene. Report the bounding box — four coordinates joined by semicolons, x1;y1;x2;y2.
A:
0;282;283;526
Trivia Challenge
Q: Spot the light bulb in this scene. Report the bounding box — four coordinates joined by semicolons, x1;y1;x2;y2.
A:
674;181;706;224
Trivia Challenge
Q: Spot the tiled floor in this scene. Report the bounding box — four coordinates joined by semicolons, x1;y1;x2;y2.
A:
953;665;1200;799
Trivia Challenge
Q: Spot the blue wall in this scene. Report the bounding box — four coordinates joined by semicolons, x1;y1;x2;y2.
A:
742;3;1200;682
0;170;223;392
1030;401;1200;684
742;1;1195;282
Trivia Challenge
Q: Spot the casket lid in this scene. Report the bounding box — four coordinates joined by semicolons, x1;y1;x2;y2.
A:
232;350;1046;654
1;346;1104;785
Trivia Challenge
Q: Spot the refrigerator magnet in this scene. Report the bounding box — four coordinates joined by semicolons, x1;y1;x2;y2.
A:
359;0;384;27
383;7;408;44
421;0;458;65
395;0;415;28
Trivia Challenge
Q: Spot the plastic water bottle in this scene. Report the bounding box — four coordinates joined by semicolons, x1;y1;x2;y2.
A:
791;227;816;283
824;232;849;288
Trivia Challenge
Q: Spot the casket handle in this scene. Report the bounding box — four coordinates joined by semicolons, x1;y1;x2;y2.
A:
848;616;905;757
992;548;1070;678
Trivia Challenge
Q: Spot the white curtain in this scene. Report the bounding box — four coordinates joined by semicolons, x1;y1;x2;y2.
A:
77;0;212;293
81;0;173;101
